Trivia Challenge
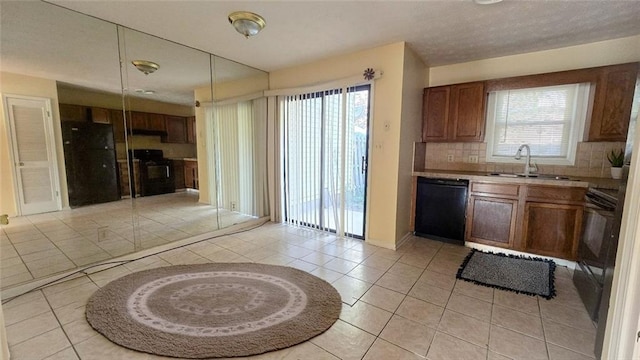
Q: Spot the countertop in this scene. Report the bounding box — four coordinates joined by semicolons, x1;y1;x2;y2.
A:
169;158;198;162
412;169;621;190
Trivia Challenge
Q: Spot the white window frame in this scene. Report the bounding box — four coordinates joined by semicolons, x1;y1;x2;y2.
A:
485;83;591;166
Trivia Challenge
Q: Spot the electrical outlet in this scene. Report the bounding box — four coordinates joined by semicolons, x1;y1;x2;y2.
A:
469;155;479;163
97;226;108;242
230;201;237;211
447;154;455;162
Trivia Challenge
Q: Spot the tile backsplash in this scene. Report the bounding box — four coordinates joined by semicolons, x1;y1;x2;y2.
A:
423;142;626;178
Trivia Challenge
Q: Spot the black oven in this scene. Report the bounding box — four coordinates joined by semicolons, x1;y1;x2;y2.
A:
573;187;618;322
130;149;175;197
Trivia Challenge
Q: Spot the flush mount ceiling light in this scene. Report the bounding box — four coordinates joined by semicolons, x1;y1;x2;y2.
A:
134;89;155;95
228;11;266;38
132;60;160;75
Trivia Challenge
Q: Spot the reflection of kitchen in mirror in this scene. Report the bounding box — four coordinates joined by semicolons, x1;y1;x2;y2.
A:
0;1;269;290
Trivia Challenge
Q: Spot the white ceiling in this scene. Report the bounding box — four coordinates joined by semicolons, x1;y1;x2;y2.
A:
49;0;640;71
2;1;639;106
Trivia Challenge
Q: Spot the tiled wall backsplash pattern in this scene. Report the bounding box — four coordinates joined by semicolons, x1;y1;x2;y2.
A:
424;142;626;178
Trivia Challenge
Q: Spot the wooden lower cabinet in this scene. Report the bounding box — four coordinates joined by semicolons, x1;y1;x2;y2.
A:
523;202;583;260
173;160;185;189
465;181;585;260
118;161;140;197
466;196;518;248
184;160;198;189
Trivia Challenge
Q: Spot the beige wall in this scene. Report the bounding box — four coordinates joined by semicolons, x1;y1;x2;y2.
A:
428;35;640;86
270;42;407;249
0;72;68;216
395;46;427;243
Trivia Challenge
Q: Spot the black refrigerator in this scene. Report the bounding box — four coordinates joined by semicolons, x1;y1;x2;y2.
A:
62;122;120;207
594;77;640;358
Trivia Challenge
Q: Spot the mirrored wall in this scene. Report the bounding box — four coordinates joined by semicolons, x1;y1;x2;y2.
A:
0;1;269;290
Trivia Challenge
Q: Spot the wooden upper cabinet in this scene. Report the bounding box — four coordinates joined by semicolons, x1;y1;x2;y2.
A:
147;113;166;131
422;86;450;141
450;82;486;141
164;116;187;143
130;112;148;130
187;116;196;144
91;107;111;124
422;81;486;142
110;109;126;143
59;104;89;122
588;63;639;141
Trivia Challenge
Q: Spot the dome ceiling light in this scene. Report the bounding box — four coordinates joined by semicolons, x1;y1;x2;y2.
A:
132;60;160;75
228;11;266;38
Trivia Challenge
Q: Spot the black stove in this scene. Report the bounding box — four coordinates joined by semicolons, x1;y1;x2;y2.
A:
129;149;175;197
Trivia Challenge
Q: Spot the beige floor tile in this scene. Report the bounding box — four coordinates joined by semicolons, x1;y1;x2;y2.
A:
363;338;424;360
396;296;444;328
73;332;157;360
251;341;339;359
311;320;376;360
287;259;318;272
427;331;488;360
347;264;385;283
453;279;494;302
426;258;460;276
311;267;344;283
301;251;336;266
398;252;435;269
492;304;544;339
360;285;406;312
52;301;87;325
1;271;34;288
9;328;71;360
379;315;435;356
417;270;456;291
547;343;595;360
42;276;93;297
408;280;452;307
543;319;596;357
340;301;393;335
322;257;360;274
539;300;595;330
493;289;540;315
446;293;492;322
387;262;424;279
489;350;513;360
361;255;396;271
438;309;490;347
45;282;99;309
331;275;372;305
375;272;416;294
3;293;51;326
43;347;80;360
6;311;59;346
489;325;549;360
62;319;99;345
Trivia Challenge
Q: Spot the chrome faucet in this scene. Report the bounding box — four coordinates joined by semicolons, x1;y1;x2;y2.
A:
515;144;535;176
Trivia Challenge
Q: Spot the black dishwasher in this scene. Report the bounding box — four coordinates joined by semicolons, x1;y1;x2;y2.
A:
414;177;469;245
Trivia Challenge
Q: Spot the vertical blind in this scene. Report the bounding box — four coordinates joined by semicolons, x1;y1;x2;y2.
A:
280;85;368;238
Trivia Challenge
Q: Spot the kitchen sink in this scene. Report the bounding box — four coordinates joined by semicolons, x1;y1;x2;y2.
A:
487;173;575;180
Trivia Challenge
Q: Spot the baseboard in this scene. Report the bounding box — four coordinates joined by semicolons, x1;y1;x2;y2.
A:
365;237;395;250
395;232;413;250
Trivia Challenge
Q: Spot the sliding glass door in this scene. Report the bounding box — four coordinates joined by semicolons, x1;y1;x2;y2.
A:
281;85;370;238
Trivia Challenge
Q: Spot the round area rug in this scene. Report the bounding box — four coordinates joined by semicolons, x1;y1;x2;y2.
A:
85;263;342;358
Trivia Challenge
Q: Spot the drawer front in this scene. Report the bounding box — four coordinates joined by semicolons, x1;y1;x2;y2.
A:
471;182;520;197
527;185;586;202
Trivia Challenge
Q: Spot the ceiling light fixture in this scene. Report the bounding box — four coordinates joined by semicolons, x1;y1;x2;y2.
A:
134;89;156;95
132;60;160;75
228;11;266;38
474;0;503;4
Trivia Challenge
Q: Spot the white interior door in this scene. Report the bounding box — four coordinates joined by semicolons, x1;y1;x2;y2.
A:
5;95;62;215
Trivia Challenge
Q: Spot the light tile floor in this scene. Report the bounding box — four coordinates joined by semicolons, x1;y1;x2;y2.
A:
0;192;254;289
2;222;597;360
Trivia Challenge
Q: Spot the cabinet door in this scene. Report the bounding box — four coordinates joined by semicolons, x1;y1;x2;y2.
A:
450;82;486;142
523;202;583;260
111;110;126;143
173;160;185;189
422;87;450;142
164;116;187;143
466;195;517;248
118;162;130;197
59;104;88;122
588;63;638;141
187;116;196;144
184;162;195;189
147;113;166;131
130;112;148;130
91;107;111;124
